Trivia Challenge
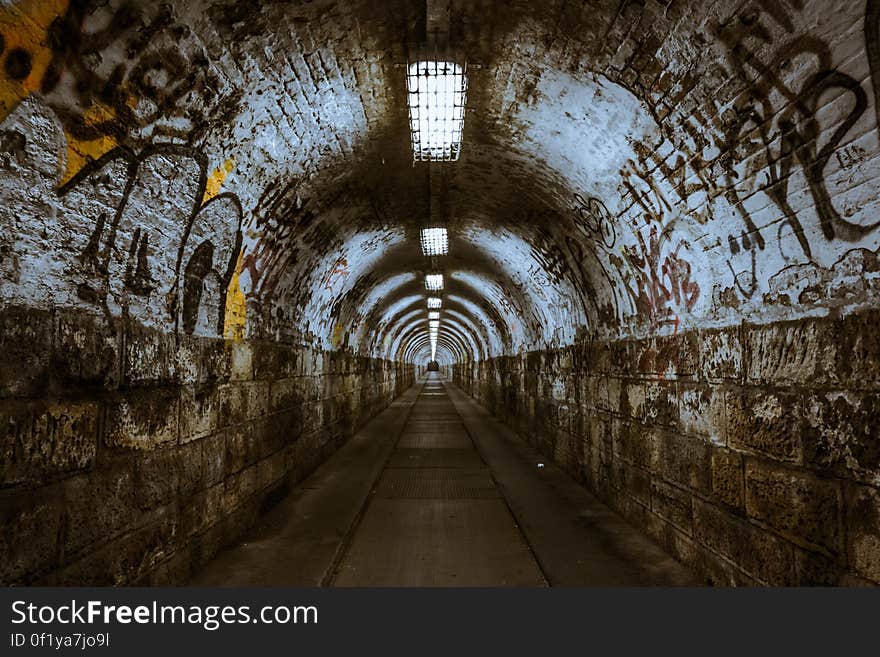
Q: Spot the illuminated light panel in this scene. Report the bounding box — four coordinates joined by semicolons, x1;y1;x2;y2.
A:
429;320;440;330
427;297;442;309
428;311;440;320
420;227;449;256
406;61;467;161
425;274;443;291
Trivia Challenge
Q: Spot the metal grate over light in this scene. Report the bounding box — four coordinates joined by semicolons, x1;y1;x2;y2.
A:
420;227;449;256
425;274;444;291
427;297;442;309
406;61;467;162
428;311;440;320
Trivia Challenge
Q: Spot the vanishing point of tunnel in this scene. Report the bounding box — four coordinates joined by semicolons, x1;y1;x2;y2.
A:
1;0;879;587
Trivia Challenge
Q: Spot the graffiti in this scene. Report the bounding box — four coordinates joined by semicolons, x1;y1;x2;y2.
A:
224;252;247;341
720;3;877;255
241;176;331;299
573;193;616;249
0;0;238;183
835;143;869;170
726;248;758;300
613;220;700;329
0;96;242;338
867;0;880;129
322;257;350;291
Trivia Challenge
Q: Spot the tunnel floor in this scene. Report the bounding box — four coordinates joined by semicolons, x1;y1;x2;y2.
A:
191;374;696;586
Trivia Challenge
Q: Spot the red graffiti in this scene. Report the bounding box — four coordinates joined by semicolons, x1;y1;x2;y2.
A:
619;224;700;327
322;257;350;291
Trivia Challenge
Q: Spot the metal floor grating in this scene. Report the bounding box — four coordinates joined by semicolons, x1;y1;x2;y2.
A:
387;448;485;469
397;431;473;449
374;469;500;499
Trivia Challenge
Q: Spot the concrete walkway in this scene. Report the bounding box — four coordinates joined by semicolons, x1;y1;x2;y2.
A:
190;374;695;586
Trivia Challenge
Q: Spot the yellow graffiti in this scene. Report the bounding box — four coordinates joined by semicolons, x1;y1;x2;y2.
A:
63;102;118;185
223;252;247;342
331;322;345;348
207;158;244;342
203;158;235;203
0;0;122;184
0;0;67;102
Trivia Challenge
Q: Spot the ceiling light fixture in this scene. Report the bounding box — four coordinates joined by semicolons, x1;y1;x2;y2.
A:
425;273;443;291
420;227;449;256
427;297;442;309
428;311;440;320
406;60;467;162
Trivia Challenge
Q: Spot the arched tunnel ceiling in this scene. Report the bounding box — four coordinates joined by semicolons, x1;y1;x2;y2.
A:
2;0;879;364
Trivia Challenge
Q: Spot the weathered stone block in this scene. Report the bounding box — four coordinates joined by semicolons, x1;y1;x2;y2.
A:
173;438;206;500
269;376;301;412
619;421;661;471
726;389;801;462
711;447;743;509
609;340;632;375
229;342;253;381
678;384;725;444
0;306;51;398
0;492;63;583
244;381;271;419
224;424;253;475
105;390;179;450
253;341;298;380
199;339;232;383
651;334;692;378
0;400;99;485
744;460;842;554
693;499;795;585
49;506;177;586
650;478;694;534
699;328;742;381
794;548;848;586
675;331;699;377
846;483;880;583
133;447;180;510
180;483;223;538
124;322;175;386
201;431;226;489
62;461;135;557
179;385;217;443
217;383;246;428
833;310;880;387
254;414;290;458
803;391;880;480
644;381;678;426
660;432;711;493
744;320;835;385
53;310;121;388
623;381;645;418
173;333;201;385
612;460;651;507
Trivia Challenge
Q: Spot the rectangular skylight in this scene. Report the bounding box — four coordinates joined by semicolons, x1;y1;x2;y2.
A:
407;61;467;162
425;274;443;291
428;311;440;320
429;320;440;330
427;297;442;309
420;227;449;256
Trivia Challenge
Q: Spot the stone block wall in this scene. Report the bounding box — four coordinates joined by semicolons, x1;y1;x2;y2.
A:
1;305;414;585
454;309;880;586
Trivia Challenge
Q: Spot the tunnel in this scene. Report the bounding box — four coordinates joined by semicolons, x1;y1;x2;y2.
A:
0;0;879;588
